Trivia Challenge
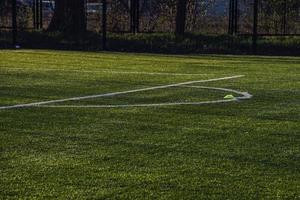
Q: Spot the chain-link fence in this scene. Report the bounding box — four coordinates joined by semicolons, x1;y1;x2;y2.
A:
258;0;300;35
1;0;299;53
238;0;300;35
0;0;55;47
0;0;13;47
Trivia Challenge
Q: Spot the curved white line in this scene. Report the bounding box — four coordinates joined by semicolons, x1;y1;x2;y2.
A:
181;85;253;100
39;86;252;108
0;75;246;110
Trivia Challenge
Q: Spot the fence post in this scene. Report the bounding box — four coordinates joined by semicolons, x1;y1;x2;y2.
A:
282;0;287;35
32;0;36;28
136;0;139;33
234;0;238;34
12;0;17;47
228;0;233;35
35;0;39;29
102;0;107;50
252;0;258;54
228;0;238;35
39;0;43;29
130;0;139;33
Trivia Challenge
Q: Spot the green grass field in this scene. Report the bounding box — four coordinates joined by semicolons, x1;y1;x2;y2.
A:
0;50;299;199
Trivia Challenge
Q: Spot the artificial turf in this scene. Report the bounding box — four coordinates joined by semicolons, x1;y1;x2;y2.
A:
0;50;299;199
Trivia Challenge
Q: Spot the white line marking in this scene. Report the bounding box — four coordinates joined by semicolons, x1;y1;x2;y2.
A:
40;85;252;108
180;85;253;100
0;75;245;110
40;100;236;108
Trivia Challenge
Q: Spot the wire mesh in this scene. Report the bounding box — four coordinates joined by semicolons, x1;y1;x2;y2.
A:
1;0;299;51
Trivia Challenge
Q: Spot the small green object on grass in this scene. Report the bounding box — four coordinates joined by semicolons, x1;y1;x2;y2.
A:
224;94;235;99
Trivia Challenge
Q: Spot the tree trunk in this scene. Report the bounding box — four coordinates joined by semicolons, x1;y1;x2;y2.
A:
130;0;139;33
48;0;86;34
175;0;187;36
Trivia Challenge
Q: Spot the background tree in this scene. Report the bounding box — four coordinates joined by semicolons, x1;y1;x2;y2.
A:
175;0;188;35
130;0;139;33
48;0;86;34
0;0;10;26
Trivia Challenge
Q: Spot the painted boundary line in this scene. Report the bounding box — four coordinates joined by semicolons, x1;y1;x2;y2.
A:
40;86;252;108
180;85;253;100
0;75;246;110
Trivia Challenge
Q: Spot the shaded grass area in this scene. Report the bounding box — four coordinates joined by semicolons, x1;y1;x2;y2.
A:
1;31;300;55
0;50;300;199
